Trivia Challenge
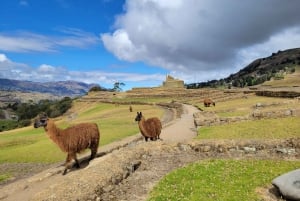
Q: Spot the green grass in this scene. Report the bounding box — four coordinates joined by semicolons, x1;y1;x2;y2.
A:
197;117;300;139
197;95;299;118
112;96;174;104
0;174;11;182
0;102;163;183
0;103;163;164
148;159;300;201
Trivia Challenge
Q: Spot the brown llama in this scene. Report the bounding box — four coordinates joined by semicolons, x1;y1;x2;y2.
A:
135;112;162;141
203;98;215;107
34;113;100;175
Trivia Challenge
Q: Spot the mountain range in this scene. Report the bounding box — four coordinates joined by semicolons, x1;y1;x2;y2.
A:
0;79;97;97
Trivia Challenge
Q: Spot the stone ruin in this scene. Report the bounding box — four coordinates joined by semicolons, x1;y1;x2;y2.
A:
162;75;185;88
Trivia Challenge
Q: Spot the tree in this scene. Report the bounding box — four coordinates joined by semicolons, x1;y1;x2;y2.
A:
113;82;125;92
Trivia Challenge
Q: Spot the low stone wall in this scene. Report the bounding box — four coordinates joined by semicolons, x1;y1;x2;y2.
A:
255;90;300;98
194;108;300;127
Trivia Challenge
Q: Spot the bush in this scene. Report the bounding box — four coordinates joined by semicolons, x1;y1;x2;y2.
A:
18;119;32;127
4;97;73;131
0;120;19;132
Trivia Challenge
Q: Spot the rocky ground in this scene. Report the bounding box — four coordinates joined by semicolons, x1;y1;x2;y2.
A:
0;104;299;201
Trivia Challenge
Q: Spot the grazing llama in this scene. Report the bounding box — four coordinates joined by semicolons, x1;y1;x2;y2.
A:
203;98;215;107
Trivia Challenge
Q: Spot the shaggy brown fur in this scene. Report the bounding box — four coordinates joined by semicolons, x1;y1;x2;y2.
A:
203;98;215;107
34;113;100;175
135;112;162;141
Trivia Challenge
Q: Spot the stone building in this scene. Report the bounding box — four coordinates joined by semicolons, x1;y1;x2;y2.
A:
162;75;185;88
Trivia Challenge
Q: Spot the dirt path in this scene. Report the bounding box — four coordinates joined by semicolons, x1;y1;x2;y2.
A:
0;104;199;201
160;104;198;142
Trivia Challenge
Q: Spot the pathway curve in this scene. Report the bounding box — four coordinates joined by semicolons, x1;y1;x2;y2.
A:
160;104;199;142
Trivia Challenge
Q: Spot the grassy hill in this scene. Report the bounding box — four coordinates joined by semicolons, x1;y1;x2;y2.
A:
187;48;300;89
260;66;300;87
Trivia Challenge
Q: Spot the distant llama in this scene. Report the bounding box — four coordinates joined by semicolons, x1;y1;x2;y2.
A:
203;98;215;107
135;112;162;141
34;113;100;175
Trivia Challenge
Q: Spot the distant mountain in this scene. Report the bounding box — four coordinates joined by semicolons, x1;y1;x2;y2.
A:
186;48;300;88
0;79;99;97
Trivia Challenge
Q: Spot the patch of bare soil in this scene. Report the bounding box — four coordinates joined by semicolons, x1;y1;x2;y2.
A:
0;163;56;186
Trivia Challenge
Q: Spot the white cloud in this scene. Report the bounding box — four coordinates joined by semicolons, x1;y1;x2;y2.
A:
0;54;164;89
102;0;300;83
237;27;300;68
0;29;100;53
0;54;9;62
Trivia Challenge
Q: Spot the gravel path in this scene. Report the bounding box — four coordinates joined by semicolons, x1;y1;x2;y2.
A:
160;104;198;142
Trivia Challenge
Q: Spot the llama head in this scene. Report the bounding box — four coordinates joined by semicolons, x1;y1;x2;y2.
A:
135;112;143;122
34;112;49;128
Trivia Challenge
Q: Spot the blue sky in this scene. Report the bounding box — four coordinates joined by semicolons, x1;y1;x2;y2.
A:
1;0;300;91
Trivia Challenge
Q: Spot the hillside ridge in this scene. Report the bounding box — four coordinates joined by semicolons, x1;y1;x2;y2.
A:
0;78;97;97
187;48;300;88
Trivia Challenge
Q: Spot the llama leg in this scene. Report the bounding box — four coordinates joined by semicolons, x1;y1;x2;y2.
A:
90;147;98;160
63;153;72;175
89;139;99;160
145;137;148;141
74;158;80;169
70;152;80;168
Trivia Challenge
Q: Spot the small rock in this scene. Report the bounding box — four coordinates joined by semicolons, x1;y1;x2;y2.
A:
276;148;295;155
103;185;114;193
256;102;263;107
285;110;292;116
272;169;300;201
178;143;191;151
202;145;211;152
243;147;256;153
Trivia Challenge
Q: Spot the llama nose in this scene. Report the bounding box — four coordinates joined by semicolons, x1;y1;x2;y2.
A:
33;122;39;128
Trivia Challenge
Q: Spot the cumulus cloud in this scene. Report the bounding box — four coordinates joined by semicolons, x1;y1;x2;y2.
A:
0;29;100;53
101;0;300;83
0;54;9;62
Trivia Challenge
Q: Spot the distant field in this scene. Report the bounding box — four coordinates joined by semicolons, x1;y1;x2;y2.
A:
195;94;300;139
197;117;300;139
195;94;299;118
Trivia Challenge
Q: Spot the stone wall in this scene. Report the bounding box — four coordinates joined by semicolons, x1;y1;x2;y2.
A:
255;90;300;98
194;108;300;127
